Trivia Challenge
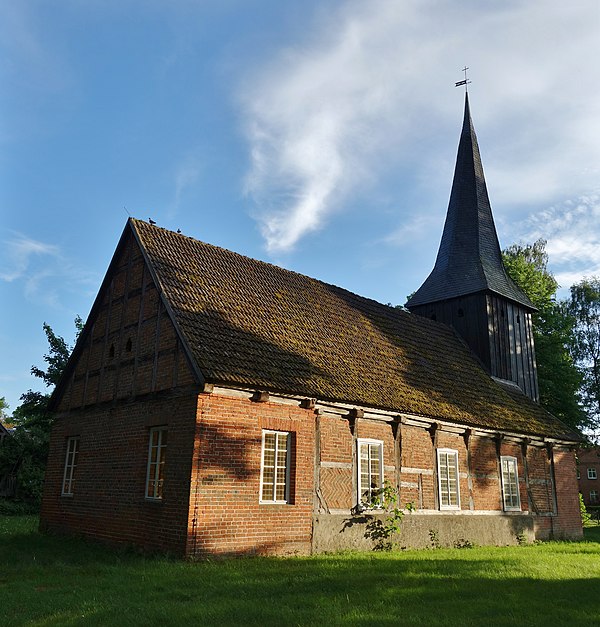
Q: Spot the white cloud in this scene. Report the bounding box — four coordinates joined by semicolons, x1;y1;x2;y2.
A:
240;0;600;254
0;233;96;308
0;235;60;282
510;192;600;291
168;156;202;218
383;214;440;248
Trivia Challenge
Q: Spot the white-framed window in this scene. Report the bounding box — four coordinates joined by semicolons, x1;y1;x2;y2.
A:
590;490;599;504
500;456;521;511
145;427;167;500
357;439;384;507
437;448;460;510
588;467;597;480
260;430;291;503
62;436;80;496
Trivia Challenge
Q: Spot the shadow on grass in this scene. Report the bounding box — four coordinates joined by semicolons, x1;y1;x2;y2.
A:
2;517;600;626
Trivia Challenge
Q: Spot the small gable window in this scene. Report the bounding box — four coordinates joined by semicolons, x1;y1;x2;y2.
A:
260;430;291;503
145;427;167;500
457;308;464;318
500;456;521;511
588;467;597;480
62;436;80;496
358;439;384;508
437;449;460;510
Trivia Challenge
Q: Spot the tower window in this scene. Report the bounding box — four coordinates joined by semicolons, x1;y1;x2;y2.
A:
109;344;115;358
126;338;132;352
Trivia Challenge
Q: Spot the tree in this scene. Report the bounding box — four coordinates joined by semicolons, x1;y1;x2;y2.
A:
569;278;600;434
502;240;586;431
0;397;10;426
0;317;81;503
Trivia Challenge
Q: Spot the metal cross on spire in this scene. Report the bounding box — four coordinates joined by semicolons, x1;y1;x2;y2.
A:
455;66;471;91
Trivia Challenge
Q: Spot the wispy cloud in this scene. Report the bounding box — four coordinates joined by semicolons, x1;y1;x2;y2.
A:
240;0;600;254
0;233;96;308
168;156;202;218
0;236;60;282
510;192;600;292
383;214;440;247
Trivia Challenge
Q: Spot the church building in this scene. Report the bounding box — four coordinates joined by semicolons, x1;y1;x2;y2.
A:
40;95;582;556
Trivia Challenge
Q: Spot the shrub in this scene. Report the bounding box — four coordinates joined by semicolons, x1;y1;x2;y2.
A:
580;493;591;525
362;481;415;551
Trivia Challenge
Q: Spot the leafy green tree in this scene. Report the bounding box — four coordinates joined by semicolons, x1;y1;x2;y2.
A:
503;240;585;431
569;278;600;433
0;397;10;426
0;317;81;503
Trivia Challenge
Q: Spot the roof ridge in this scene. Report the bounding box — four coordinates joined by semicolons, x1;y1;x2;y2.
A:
130;217;415;322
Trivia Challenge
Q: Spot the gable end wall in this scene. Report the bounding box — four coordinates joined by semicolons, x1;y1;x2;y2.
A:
40;231;200;555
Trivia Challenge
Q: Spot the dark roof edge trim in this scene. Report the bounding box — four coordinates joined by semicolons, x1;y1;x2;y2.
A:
407;286;537;312
129;219;206;388
49;220;134;410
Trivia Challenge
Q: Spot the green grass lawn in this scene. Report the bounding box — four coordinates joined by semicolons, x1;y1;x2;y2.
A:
2;516;600;626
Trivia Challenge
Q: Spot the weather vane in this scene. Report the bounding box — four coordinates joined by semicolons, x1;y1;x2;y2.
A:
455;66;471;91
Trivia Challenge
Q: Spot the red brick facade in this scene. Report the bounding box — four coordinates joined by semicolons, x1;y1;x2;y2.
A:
186;393;315;556
578;447;600;507
314;413;580;543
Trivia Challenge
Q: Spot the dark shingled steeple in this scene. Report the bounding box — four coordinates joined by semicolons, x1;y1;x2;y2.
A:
407;94;539;402
406;94;534;310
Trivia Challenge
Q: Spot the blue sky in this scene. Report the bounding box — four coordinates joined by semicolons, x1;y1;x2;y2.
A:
1;0;599;415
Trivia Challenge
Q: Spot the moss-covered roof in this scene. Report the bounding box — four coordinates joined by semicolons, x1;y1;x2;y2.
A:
132;218;579;442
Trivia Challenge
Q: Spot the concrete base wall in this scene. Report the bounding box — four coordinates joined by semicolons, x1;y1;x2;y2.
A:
312;512;539;552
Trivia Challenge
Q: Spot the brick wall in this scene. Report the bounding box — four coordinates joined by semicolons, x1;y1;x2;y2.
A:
40;391;198;554
319;414;354;510
552;448;583;538
578;447;600;506
186;393;315;557
315;415;582;548
400;425;435;508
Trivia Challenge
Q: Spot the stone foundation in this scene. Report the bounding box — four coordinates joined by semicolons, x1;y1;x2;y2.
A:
312;512;540;552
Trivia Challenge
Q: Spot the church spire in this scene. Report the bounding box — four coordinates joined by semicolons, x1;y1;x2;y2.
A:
407;93;534;310
407;94;539;402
